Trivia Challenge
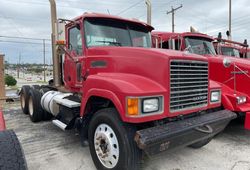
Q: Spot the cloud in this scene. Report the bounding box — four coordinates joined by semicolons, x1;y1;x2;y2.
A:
0;0;249;63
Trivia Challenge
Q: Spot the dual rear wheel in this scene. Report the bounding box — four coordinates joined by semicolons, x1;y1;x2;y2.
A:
20;85;53;122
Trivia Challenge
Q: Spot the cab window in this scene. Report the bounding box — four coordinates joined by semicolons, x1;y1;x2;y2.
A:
68;27;83;55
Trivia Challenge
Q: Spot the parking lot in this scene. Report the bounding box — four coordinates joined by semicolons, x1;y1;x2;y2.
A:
3;103;250;170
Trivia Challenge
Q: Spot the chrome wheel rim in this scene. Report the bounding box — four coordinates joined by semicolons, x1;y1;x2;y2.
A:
94;123;119;169
28;97;34;116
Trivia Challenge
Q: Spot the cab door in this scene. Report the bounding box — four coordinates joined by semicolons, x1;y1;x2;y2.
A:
64;25;85;90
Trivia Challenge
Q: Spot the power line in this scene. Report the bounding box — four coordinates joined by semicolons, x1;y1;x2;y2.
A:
136;0;177;20
116;0;144;16
206;19;250;34
1;0;92;10
0;40;51;45
0;35;50;41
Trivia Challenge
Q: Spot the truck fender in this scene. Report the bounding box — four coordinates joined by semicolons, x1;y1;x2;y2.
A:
220;84;247;111
79;73;166;122
80;88;124;118
221;94;234;111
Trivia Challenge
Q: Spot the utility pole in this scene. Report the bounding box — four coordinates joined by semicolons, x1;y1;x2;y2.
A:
167;4;183;33
229;0;232;40
43;39;46;82
145;0;152;25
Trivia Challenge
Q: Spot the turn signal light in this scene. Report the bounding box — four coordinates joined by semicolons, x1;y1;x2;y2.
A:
127;98;139;116
56;40;66;45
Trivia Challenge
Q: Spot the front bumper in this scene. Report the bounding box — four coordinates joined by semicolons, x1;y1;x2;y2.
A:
134;110;236;155
236;103;250;113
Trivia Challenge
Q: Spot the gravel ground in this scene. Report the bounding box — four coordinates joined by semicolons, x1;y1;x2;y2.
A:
3;103;250;170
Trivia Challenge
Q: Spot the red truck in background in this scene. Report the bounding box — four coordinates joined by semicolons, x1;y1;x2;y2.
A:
213;36;250;59
0;110;27;169
18;1;236;169
152;31;250;125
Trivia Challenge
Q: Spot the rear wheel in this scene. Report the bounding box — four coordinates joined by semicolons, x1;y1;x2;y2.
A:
0;130;27;170
20;86;30;114
189;137;213;149
88;108;141;170
28;89;43;122
31;85;40;90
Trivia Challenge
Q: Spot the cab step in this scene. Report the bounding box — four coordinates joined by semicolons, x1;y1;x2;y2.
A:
54;98;80;108
52;119;67;131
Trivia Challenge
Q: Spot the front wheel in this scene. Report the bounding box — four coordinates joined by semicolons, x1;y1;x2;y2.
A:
88;108;141;170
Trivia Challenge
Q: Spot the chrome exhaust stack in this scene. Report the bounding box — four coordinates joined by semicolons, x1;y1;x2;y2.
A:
145;0;152;25
49;0;61;87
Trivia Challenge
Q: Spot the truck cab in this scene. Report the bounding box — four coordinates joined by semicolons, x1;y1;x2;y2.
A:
19;9;236;170
213;38;250;59
152;31;250;121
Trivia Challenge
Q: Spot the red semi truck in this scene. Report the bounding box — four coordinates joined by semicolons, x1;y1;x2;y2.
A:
213;37;250;59
19;1;236;169
152;31;250;124
0;109;27;169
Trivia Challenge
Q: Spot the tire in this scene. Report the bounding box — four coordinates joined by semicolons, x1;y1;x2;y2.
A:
20;85;31;114
189;137;213;149
31;85;40;90
88;108;141;170
0;130;27;170
40;87;51;94
28;88;43;122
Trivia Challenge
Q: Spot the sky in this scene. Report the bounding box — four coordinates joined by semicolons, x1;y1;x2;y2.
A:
0;0;249;64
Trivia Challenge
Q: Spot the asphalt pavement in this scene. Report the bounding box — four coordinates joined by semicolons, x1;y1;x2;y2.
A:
3;104;250;170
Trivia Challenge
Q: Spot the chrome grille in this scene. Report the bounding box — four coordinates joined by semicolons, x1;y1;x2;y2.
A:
170;60;208;112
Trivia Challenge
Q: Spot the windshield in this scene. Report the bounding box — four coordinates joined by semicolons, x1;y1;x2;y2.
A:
84;18;151;48
247;52;250;58
221;47;240;57
185;37;216;55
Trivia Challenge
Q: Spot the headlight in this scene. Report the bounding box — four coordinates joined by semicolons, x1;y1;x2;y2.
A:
142;98;159;113
126;96;163;116
210;90;221;103
237;96;247;104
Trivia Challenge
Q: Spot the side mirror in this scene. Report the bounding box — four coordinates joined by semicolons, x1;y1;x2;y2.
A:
217;32;222;42
223;58;232;68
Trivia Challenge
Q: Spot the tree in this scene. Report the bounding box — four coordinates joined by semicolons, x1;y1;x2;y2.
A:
5;75;17;86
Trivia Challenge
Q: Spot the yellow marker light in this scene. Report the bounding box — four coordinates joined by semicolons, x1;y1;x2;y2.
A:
127;98;139;116
56;40;66;45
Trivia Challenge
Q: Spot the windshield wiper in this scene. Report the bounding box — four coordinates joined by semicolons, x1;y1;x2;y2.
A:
95;41;122;46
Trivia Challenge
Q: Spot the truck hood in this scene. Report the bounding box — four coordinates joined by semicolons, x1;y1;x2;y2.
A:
87;46;208;62
87;47;209;88
205;54;250;97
